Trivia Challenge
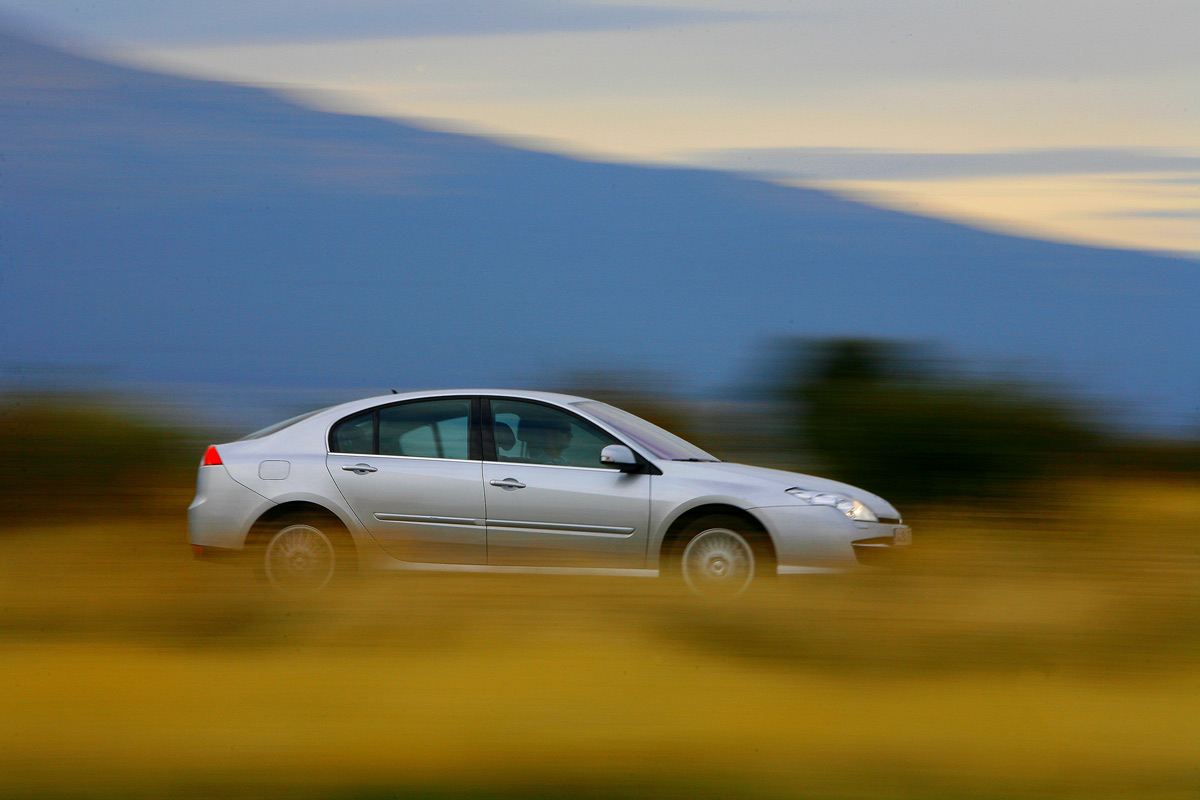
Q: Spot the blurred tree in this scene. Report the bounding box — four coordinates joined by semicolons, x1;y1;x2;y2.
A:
0;393;197;526
778;339;1099;504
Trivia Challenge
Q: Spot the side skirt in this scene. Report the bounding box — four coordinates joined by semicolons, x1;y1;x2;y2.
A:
777;565;852;575
377;561;659;577
369;562;853;577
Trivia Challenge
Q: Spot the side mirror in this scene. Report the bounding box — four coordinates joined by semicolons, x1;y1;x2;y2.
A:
599;444;640;472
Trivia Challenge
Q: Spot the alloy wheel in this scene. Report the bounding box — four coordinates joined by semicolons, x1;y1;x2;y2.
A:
680;527;756;599
263;523;337;594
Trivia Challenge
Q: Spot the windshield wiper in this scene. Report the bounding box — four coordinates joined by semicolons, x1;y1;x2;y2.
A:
671;458;719;462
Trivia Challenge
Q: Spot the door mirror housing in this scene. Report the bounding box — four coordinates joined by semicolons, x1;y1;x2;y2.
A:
599;444;640;472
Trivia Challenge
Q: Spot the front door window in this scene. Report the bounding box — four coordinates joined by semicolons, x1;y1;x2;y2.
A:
490;399;620;469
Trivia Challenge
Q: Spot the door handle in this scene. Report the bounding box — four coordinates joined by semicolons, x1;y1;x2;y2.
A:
342;463;378;474
489;478;526;489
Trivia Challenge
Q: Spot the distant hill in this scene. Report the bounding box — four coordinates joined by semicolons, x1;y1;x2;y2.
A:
1;28;1197;429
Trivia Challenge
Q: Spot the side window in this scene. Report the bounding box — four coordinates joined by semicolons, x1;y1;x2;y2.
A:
379;398;472;460
329;410;374;454
491;399;621;469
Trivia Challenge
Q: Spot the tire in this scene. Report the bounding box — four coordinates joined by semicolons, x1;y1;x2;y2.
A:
670;515;774;600
257;516;353;595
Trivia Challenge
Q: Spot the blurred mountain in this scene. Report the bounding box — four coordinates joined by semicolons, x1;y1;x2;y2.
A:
1;27;1197;429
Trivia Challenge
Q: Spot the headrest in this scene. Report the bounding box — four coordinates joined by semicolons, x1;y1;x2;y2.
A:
494;421;516;451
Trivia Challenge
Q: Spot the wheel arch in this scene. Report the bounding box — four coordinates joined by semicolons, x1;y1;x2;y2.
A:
245;500;358;562
657;503;776;569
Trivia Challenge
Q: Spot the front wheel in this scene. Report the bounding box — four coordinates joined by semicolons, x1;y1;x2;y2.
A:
673;516;773;600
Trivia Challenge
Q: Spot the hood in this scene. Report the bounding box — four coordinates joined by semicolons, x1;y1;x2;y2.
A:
664;461;901;520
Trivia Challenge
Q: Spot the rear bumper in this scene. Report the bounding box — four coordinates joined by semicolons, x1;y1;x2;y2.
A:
188;464;274;550
191;543;242;562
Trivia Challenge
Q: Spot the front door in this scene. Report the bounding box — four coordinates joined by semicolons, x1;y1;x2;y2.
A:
483;398;651;568
327;397;486;564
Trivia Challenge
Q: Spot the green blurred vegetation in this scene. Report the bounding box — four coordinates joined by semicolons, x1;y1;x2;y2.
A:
556;340;1200;508
9;338;1200;532
4;340;1198;530
777;338;1103;505
0;392;202;526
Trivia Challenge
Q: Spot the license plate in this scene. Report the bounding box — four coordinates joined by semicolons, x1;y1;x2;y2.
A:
893;526;912;546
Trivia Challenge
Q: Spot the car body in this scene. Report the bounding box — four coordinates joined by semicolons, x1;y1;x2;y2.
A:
189;390;911;596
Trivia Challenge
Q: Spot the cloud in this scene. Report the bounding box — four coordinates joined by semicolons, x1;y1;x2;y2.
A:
0;0;751;46
688;147;1200;182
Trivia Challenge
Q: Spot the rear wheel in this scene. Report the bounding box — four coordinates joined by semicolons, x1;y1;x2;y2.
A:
671;515;774;600
255;516;353;594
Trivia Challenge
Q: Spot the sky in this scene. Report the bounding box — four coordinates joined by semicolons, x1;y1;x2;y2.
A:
4;0;1198;255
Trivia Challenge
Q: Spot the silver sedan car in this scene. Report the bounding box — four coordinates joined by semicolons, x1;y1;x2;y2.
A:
189;390;911;597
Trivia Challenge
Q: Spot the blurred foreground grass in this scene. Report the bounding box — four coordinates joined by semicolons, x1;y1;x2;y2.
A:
1;479;1197;799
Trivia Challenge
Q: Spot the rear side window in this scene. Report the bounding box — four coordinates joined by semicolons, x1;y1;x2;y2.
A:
328;398;476;459
329;410;374;454
379;398;471;460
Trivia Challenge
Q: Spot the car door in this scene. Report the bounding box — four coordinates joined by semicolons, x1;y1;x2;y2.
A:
327;396;486;564
482;398;651;568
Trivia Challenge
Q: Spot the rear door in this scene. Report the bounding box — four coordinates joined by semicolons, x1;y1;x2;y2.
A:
483;398;651;568
327;396;486;564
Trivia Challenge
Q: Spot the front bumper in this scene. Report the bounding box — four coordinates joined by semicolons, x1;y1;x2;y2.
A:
850;526;912;567
751;505;912;570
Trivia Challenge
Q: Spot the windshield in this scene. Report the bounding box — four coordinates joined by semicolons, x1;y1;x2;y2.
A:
573;401;719;462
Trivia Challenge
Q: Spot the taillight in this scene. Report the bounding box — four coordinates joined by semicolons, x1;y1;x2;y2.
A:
201;445;223;466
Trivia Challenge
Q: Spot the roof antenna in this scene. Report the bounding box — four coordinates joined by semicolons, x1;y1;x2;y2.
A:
391;389;398;394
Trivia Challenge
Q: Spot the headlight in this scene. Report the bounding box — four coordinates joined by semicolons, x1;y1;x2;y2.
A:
786;488;878;522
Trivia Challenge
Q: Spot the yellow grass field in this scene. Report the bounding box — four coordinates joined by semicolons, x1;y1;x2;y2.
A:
1;480;1197;799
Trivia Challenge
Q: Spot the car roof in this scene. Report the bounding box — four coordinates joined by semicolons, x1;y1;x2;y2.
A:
232;389;600;445
359;388;588;406
314;388;592;421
